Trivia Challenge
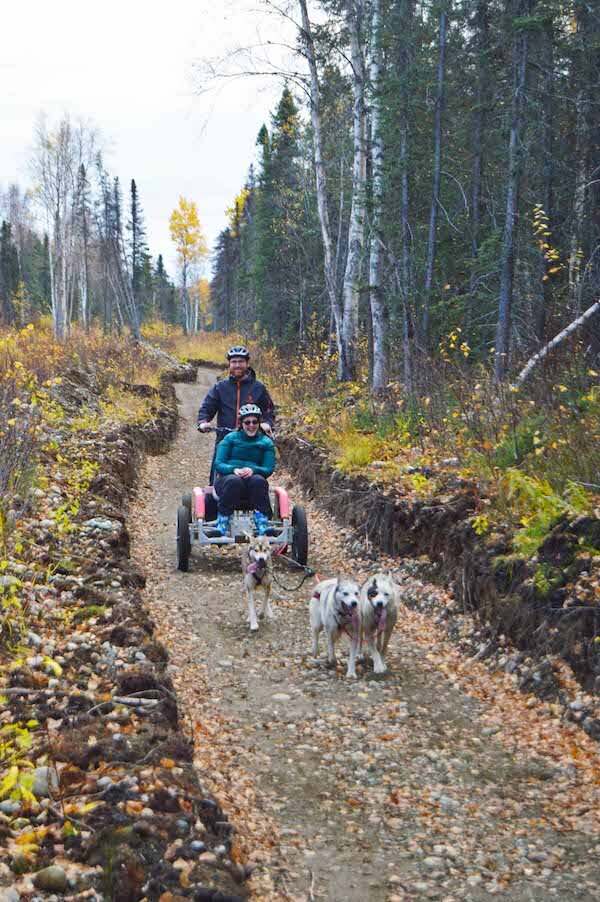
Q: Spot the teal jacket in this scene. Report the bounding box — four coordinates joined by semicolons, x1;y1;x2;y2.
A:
214;430;276;479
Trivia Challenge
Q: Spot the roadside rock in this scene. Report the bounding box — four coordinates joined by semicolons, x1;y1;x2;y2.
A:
31;765;59;799
33;866;68;893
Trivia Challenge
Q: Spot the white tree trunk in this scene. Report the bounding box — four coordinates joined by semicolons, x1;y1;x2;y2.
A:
341;0;367;381
48;241;56;334
53;226;69;341
299;0;343;345
398;0;415;393
368;0;386;390
192;288;199;334
515;299;600;384
79;258;88;329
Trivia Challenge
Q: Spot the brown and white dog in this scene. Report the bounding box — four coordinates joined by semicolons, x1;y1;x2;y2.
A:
310;577;362;678
359;572;399;674
242;535;274;631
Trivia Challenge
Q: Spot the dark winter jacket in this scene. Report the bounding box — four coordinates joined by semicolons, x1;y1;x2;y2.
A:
197;370;275;431
214;430;276;478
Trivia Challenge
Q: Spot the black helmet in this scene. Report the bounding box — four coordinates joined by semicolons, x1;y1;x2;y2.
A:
226;345;250;360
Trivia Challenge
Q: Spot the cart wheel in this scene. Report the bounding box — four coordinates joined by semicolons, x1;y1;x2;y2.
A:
181;492;192;522
291;505;308;566
177;505;191;572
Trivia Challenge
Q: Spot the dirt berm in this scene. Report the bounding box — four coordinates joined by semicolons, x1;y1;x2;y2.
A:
1;361;247;901
276;434;600;733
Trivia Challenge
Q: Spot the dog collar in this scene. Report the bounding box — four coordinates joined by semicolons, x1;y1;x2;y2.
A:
336;605;360;637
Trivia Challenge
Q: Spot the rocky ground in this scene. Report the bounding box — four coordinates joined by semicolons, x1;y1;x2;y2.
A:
0;366;244;901
130;369;600;901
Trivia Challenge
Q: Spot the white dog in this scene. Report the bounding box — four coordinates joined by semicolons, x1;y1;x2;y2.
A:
242;535;274;631
309;577;361;678
359;572;399;674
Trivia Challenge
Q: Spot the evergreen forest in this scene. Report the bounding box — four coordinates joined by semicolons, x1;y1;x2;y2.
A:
210;0;600;388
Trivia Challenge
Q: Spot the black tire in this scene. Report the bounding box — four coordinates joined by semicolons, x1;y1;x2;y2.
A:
181;492;192;522
177;505;191;572
291;505;308;567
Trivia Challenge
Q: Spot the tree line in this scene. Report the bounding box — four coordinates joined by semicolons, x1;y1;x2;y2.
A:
209;0;600;386
0;116;210;339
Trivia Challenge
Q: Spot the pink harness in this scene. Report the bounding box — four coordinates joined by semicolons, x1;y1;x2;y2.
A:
341;609;361;641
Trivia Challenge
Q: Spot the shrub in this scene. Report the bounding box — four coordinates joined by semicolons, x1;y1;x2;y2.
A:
502;469;593;556
334;432;379;471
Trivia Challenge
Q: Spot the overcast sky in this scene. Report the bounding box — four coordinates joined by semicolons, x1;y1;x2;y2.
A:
1;0;294;275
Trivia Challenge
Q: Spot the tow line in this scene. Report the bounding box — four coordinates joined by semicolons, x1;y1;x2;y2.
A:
271;546;315;591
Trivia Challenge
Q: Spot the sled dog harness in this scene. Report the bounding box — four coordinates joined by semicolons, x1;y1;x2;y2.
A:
247;558;268;585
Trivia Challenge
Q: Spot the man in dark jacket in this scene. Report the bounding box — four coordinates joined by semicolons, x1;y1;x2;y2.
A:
197;345;275;481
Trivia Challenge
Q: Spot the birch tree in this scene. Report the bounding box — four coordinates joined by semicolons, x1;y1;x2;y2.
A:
341;0;368;380
395;0;416;393
76;164;92;331
515;298;600;385
299;0;344;353
29;116;96;340
368;0;386;390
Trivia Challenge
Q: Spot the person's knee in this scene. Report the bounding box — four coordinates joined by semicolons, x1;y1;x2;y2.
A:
248;475;267;488
224;475;244;488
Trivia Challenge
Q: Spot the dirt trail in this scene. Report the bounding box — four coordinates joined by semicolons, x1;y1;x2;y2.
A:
131;368;600;901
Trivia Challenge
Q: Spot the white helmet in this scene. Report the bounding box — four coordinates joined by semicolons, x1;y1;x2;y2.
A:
239;403;262;423
227;345;250;360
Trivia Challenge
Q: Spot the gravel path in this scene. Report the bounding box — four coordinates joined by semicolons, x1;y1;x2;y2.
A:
131;369;600;901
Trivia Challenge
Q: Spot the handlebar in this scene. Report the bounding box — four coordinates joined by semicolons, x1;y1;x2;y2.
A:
199;425;233;434
198;424;279;439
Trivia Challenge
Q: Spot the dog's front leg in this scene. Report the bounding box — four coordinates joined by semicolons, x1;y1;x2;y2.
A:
264;585;275;620
246;586;259;632
381;626;393;659
368;640;386;674
309;598;321;656
346;635;359;679
311;626;320;656
326;631;337;668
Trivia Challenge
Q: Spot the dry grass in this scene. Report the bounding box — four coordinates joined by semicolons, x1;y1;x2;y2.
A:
0;321;167;538
142;323;247;366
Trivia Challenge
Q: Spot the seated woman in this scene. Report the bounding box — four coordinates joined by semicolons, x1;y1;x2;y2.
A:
213;403;276;536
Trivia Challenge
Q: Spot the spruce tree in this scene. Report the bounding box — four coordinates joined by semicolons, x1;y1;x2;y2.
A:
254;88;306;342
128;179;149;320
154;254;178;324
0;221;21;324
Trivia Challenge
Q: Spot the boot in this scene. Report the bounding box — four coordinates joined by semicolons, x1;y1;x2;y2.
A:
215;513;230;536
253;510;270;536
